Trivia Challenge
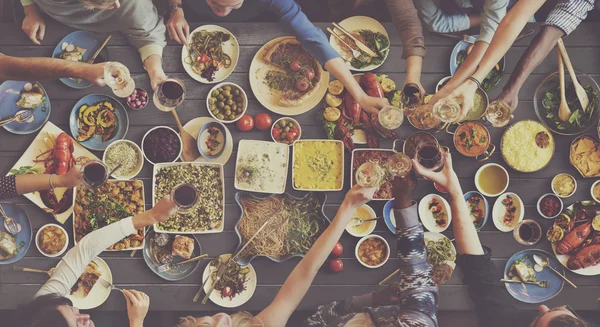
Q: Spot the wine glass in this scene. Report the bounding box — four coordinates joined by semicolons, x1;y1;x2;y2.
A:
81;160;109;188
104;62;135;98
414;140;446;171
432;98;461;123
484;100;513;127
355;162;383;188
513;220;542;245
378;105;404;130
171;183;199;213
401;84;423;111
385;152;412;178
153;78;186;112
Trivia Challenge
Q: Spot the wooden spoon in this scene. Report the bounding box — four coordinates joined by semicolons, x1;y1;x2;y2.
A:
558;51;572;122
557;39;589;112
170;110;200;162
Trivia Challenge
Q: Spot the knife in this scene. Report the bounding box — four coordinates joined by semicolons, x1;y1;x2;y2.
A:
76;34;112;84
332;22;378;58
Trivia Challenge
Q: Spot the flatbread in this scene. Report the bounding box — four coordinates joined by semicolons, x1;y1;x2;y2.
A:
70;261;102;298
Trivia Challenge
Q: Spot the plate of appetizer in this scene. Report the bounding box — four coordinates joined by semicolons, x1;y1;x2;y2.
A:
183;117;233;165
425;232;456;286
153;163;225;234
52;31;109;89
0;203;31;265
418;194;451;233
235;140;289;194
73;180;145;251
450;34;504;92
66;258;112;310
206;82;248;123
549;201;600;276
182;25;239;84
350;148;395;200
7;122;98;224
501;120;554;173
0;81;50;134
504;249;564;303
328;16;390;71
36;223;68;258
143;230;203;281
292;140;344;191
355;234;390;269
102;140;144;180
464;191;489;230
202;253;257;308
492;192;524;232
569;135;600;178
234;192;330;264
249;36;329;116
69;94;128;151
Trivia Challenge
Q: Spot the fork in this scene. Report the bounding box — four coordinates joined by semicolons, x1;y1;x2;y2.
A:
0;204;21;235
327;27;370;63
98;278;123;292
157;254;208;273
0;110;33;127
501;279;550;288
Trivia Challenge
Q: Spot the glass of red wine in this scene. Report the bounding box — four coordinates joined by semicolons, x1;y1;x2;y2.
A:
513;219;542;245
153;78;186;112
414;140;447;171
171;183;199;213
81;160;109;188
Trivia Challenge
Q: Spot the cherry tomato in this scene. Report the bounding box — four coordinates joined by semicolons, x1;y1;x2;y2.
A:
290;59;302;72
236;114;254;132
272;127;281;140
302;67;315;80
255;113;273;131
222;286;233;297
198;54;210;63
296;78;309;92
330;241;343;258
286;131;296;142
328;259;343;273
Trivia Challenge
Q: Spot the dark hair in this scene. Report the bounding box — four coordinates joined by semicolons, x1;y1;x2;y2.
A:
435;0;485;15
13;294;72;327
548;315;589;327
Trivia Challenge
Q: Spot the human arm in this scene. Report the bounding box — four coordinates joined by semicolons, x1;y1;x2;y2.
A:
0;54;106;85
165;0;190;46
256;185;376;326
20;3;45;45
35;196;177;297
0;165;83;200
413;0;471;33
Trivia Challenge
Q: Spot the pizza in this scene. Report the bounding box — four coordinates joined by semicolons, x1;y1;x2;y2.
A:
70;261;102;298
261;38;323;107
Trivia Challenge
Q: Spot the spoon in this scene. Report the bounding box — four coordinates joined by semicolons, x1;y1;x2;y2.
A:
13;266;55;277
170;109;200;162
557;52;571;122
0;204;21;235
533;254;577;288
107;163;123;177
351;216;382;227
557;39;589;112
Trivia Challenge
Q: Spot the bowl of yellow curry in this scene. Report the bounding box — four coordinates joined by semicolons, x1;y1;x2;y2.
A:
448;121;495;161
292;140;344;191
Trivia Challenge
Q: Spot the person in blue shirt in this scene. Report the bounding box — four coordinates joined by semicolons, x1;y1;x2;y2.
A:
165;0;390;113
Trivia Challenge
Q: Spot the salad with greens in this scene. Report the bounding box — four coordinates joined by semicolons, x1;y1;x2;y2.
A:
542;82;599;133
346;30;389;69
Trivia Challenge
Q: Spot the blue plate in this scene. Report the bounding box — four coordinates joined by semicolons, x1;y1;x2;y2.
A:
0;81;50;134
463;191;489;230
504;249;564;303
0;203;32;265
143;229;202;281
383;199;396;233
69;94;129;151
449;34;505;85
197;121;227;159
52;31;108;89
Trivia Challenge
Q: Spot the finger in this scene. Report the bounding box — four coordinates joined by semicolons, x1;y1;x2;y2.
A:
443;152;453;171
166;25;177;43
411;158;435;180
37;23;45;42
183;24;190;47
171;26;183;45
122;289;134;302
131;290;145;302
175;27;187;48
28;25;40;45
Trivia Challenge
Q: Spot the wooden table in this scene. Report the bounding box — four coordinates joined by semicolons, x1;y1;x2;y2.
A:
1;21;600;325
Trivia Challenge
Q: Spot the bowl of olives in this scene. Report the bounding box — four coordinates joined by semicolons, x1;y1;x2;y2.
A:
271;117;302;145
206;82;248;123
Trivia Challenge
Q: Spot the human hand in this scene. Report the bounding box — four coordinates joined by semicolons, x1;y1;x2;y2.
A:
412;152;461;196
494;89;519;112
343;184;376;210
150;196;177;223
357;93;389;115
438;79;478;121
55;165;82;188
166;8;190;46
22;6;45;45
372;282;401;306
392;171;417;209
84;62;108;86
123;289;149;327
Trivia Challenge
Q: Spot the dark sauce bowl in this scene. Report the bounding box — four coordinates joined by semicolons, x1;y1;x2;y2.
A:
141;126;182;165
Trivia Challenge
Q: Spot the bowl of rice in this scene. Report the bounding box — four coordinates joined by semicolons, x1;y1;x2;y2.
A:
103;140;144;180
500;120;555;173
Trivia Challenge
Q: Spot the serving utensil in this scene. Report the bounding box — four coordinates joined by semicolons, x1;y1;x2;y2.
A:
0;110;34;127
331;22;378;58
98;277;123;292
13;266;55;277
557;51;572;122
157;253;208;273
557;39;589;112
379;268;399;286
327;28;370;63
351;216;381;227
533;254;577;288
76;34;112;84
171;110;200;162
0;204;21;235
501;279;550;288
107;163;123;177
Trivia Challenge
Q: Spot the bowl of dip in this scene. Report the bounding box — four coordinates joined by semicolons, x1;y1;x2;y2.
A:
591;180;600;202
551;173;577;198
537;193;563;219
346;204;377;237
141;126;182;165
464;88;489;121
103;139;144;180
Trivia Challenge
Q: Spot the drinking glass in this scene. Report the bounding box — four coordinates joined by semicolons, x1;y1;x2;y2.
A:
513;219;542;245
81;160;109;188
415;140;446;171
355;162;383;188
385;152;412;178
401;84;423;111
378;106;404;130
104;62;135;98
432;98;461;123
484;100;512;128
153;78;186;112
171;183;199;213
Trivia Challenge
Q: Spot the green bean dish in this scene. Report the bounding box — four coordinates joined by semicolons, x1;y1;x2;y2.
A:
184;30;232;82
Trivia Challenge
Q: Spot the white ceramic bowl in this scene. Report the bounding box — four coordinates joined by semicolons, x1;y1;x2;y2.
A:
271;117;302;146
206;82;248;124
418;194;452;233
35;223;69;258
346;204;377;237
102;139;144;180
591;180;600;202
551;173;577;198
355;234;390;269
492;192;524;232
475;163;509;197
537;193;563;219
141;126;182;165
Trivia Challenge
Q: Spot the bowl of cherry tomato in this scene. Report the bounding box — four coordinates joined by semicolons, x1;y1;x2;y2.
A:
271;118;301;145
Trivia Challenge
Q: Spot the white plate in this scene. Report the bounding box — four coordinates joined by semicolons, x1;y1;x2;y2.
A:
492;192;524;232
292;139;344;191
202;254;257;308
181;25;239;84
234;140;289;194
328;16;390;72
249;36;329;116
183;117;233;165
66;257;112;310
345;204;377;237
424;232;456;270
418;194;452;233
552;241;600;276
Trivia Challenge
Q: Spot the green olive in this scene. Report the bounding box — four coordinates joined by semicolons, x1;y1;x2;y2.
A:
226;99;233;105
217;102;224;109
217;94;225;101
278;121;285;129
218;87;224;92
209;97;216;104
234;89;240;96
225;110;231;116
217;114;224;120
211;90;219;97
236;107;243;113
224;85;231;91
229;114;236;120
224;105;231;111
284;126;290;132
231;104;237;110
223;90;231;97
209;104;216;110
212;109;219;115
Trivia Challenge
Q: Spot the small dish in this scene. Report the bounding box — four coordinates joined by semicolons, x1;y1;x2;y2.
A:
464;191;489;230
418;194;452;233
492;192;524;232
35;223;69;258
355;234;390;268
475;163;509;197
141;126;182;165
271;117;302;145
142;230;203;281
537;193;563;219
125;88;148;110
197;121;227;159
551;173;577;198
345;204;377;237
102;139;144;180
591;180;600;202
206;82;248;124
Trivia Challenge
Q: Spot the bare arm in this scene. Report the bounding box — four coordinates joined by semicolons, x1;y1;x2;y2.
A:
13;166;82;195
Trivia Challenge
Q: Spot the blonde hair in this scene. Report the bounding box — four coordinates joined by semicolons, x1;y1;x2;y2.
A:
175;312;262;327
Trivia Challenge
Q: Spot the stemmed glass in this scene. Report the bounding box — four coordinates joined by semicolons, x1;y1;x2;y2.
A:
414;140;447;171
80;160;109;188
171;183;199;213
104;62;135;98
153;78;186;112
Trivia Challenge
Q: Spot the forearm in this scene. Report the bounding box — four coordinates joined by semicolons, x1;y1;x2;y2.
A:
14;173;72;195
384;0;426;59
447;188;484;255
325;58;365;101
442;42;488;95
405;56;423;83
0;54;91;82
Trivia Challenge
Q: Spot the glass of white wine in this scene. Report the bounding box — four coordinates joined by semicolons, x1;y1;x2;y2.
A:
385;152;412;178
484;100;513;127
378;105;404;130
104;62;135;98
432;98;461;123
355;162;383;188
